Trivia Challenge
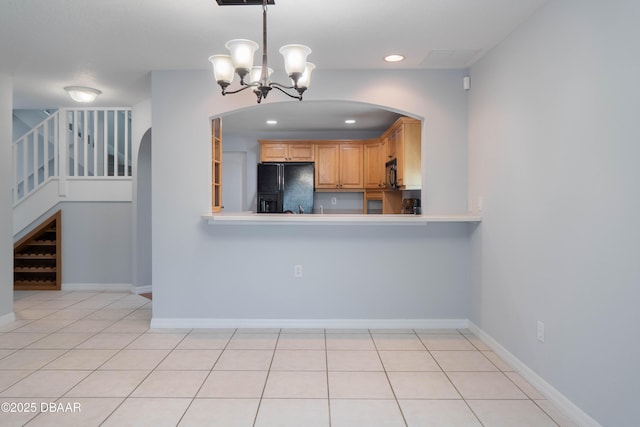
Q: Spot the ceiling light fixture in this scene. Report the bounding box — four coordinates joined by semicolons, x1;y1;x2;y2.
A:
209;0;315;104
345;119;356;124
64;86;101;103
266;120;278;125
384;54;405;63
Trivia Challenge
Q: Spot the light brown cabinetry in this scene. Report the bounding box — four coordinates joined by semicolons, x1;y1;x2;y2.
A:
315;142;363;189
382;129;397;162
383;117;421;189
364;139;385;189
211;118;222;213
259;141;314;162
257;119;418;195
364;189;403;214
382;191;403;214
363;190;383;214
315;143;339;188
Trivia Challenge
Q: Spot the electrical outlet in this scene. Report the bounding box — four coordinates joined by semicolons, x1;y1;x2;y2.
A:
477;196;484;212
294;265;302;278
331;197;337;205
537;321;545;342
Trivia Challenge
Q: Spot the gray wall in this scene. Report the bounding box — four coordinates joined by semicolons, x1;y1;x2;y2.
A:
61;202;133;285
151;68;471;321
0;75;12;319
468;0;640;425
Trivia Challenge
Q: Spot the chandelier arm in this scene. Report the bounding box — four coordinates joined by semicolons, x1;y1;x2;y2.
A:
268;81;295;90
269;84;303;101
221;84;257;96
269;81;307;97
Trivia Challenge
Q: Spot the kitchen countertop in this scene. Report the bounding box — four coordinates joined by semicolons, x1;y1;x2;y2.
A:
202;212;482;226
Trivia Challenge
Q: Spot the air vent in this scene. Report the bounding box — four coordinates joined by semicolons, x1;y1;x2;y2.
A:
216;0;274;5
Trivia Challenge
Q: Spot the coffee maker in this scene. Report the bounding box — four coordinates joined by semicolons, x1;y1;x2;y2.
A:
402;198;421;214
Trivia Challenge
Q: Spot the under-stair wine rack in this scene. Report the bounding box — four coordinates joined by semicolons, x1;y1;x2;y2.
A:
14;210;61;291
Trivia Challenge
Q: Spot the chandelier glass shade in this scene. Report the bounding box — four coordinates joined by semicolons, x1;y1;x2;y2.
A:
209;1;315;103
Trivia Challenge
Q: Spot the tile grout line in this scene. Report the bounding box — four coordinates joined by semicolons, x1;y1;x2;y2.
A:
531;399;562;427
459;328;559;425
252;328;281;427
175;327;237;426
6;292;149;426
2;293;142;398
3;292;564;426
325;328;331;427
369;328;409;427
62;294;158;426
425;328;486;427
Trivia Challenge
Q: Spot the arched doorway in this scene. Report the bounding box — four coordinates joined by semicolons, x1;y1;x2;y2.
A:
135;128;152;294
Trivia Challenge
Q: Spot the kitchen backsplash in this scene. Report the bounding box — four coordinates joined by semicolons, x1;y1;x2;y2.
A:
313;192;364;214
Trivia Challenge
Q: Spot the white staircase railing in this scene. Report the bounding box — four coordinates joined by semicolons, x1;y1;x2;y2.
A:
12;110;58;204
12;108;132;207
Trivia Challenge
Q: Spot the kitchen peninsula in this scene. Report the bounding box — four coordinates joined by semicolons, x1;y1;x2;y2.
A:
203;212;482;225
208;115;481;223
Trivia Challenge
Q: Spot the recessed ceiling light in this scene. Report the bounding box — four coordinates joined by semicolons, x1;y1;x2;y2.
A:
266;120;278;125
384;54;405;63
345;119;356;124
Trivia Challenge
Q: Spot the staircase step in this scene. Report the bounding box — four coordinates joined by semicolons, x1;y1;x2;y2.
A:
14;254;57;259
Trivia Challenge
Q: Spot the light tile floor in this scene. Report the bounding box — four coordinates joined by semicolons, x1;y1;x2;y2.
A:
0;291;579;426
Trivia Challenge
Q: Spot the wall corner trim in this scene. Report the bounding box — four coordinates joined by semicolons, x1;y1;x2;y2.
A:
0;311;16;327
61;283;135;293
134;285;152;295
150;318;468;330
468;322;602;427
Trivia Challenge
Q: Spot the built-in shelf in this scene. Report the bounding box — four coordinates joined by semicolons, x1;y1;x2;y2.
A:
14;210;61;291
203;213;481;226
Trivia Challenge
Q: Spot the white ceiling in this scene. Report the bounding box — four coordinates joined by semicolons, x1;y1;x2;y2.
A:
1;0;549;131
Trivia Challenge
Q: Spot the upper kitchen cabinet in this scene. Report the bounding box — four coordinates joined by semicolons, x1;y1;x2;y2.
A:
259;140;315;162
315;142;364;190
382;117;421;189
382;128;397;162
364;139;385;189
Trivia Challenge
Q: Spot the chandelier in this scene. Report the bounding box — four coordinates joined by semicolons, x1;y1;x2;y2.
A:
209;0;315;103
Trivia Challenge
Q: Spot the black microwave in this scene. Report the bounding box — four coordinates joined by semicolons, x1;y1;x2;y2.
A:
386;159;398;189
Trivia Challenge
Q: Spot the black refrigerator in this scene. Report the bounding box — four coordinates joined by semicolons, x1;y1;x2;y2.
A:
257;162;314;214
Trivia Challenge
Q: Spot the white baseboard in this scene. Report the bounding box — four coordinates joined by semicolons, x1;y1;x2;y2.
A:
468;322;601;427
133;285;152;295
0;311;16;326
61;283;134;293
150;318;468;330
